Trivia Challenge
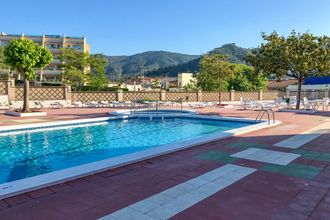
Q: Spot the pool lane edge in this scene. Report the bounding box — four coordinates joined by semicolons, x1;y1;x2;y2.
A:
0;115;281;200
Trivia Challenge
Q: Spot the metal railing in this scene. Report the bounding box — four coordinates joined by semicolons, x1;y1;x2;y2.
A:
129;100;183;115
255;108;275;125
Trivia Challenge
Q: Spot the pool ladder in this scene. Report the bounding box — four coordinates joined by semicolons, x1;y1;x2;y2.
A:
255;108;275;125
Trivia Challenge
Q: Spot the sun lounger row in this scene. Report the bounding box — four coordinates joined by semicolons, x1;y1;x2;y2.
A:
241;97;284;110
240;96;330;111
188;102;217;108
68;101;133;108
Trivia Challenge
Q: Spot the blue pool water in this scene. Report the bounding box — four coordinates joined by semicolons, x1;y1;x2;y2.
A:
0;117;254;183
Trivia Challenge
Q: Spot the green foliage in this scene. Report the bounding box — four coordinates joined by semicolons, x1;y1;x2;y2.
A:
88;54;109;90
146;44;251;77
107;51;199;79
0;47;6;69
78;86;128;92
40;82;62;87
183;82;198;92
59;48;89;90
0;74;10;80
196;54;235;91
147;58;200;78
60;49;109;91
227;64;268;91
210;43;251;64
62;67;88;90
246;31;330;108
4;39;53;79
0;47;9;79
3;39;53;112
60;48;89;70
195;56;267;92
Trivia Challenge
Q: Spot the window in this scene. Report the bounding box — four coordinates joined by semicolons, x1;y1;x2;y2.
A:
0;40;8;46
45;66;56;71
71;45;82;50
66;44;82;50
46;44;60;49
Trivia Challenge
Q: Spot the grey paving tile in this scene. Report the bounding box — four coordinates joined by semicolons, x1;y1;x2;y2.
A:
146;206;178;219
231;148;300;165
274;122;330;149
110;207;156;220
161;183;196;198
99;164;256;220
162;198;193;212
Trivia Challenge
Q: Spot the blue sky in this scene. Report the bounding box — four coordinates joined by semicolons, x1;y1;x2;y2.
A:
1;0;330;55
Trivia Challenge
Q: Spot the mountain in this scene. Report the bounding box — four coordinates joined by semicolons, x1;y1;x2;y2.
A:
209;43;252;64
105;51;199;80
145;44;252;77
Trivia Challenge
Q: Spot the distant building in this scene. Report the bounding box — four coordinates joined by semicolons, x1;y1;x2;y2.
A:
267;80;297;90
287;77;330;91
107;82;121;88
160;76;177;90
0;32;90;82
125;82;143;91
178;73;196;89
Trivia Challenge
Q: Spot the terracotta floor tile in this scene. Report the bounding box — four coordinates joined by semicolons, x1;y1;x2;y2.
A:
0;200;69;220
27;188;55;199
47;183;72;193
0;200;10;210
4;194;32;206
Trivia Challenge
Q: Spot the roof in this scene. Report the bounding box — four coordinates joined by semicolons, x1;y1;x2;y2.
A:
304;76;330;85
267;80;297;89
0;32;84;39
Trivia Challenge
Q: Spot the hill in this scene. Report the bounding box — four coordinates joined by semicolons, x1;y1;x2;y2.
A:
105;51;199;80
145;43;252;77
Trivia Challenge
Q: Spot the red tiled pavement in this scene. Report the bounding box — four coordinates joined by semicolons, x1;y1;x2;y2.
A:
0;108;115;126
0;107;330;219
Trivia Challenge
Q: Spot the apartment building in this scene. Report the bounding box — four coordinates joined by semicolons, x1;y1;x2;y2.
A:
0;32;90;82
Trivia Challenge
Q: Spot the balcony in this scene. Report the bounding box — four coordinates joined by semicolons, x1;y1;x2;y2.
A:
43;70;62;75
48;48;62;53
51;59;62;65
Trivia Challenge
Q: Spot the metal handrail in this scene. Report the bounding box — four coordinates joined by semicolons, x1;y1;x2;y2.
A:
130;100;183;115
255;108;275;125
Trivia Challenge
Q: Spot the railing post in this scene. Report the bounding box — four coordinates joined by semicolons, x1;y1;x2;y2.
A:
197;89;203;102
230;89;235;101
6;80;16;101
117;89;123;102
160;90;166;101
64;85;71;101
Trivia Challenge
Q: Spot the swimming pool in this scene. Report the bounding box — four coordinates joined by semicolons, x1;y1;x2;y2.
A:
110;109;197;116
0;117;252;183
0;115;277;198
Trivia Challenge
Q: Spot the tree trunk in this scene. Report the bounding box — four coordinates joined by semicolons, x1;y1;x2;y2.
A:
22;76;30;112
218;77;221;105
218;90;221;105
296;76;303;110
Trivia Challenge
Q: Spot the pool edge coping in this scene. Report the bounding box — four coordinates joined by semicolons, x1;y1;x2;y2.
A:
0;115;281;200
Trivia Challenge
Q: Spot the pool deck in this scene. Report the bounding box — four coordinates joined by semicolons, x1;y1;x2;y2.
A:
0;107;330;219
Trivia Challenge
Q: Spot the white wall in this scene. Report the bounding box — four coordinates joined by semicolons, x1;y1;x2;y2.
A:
287;84;329;91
